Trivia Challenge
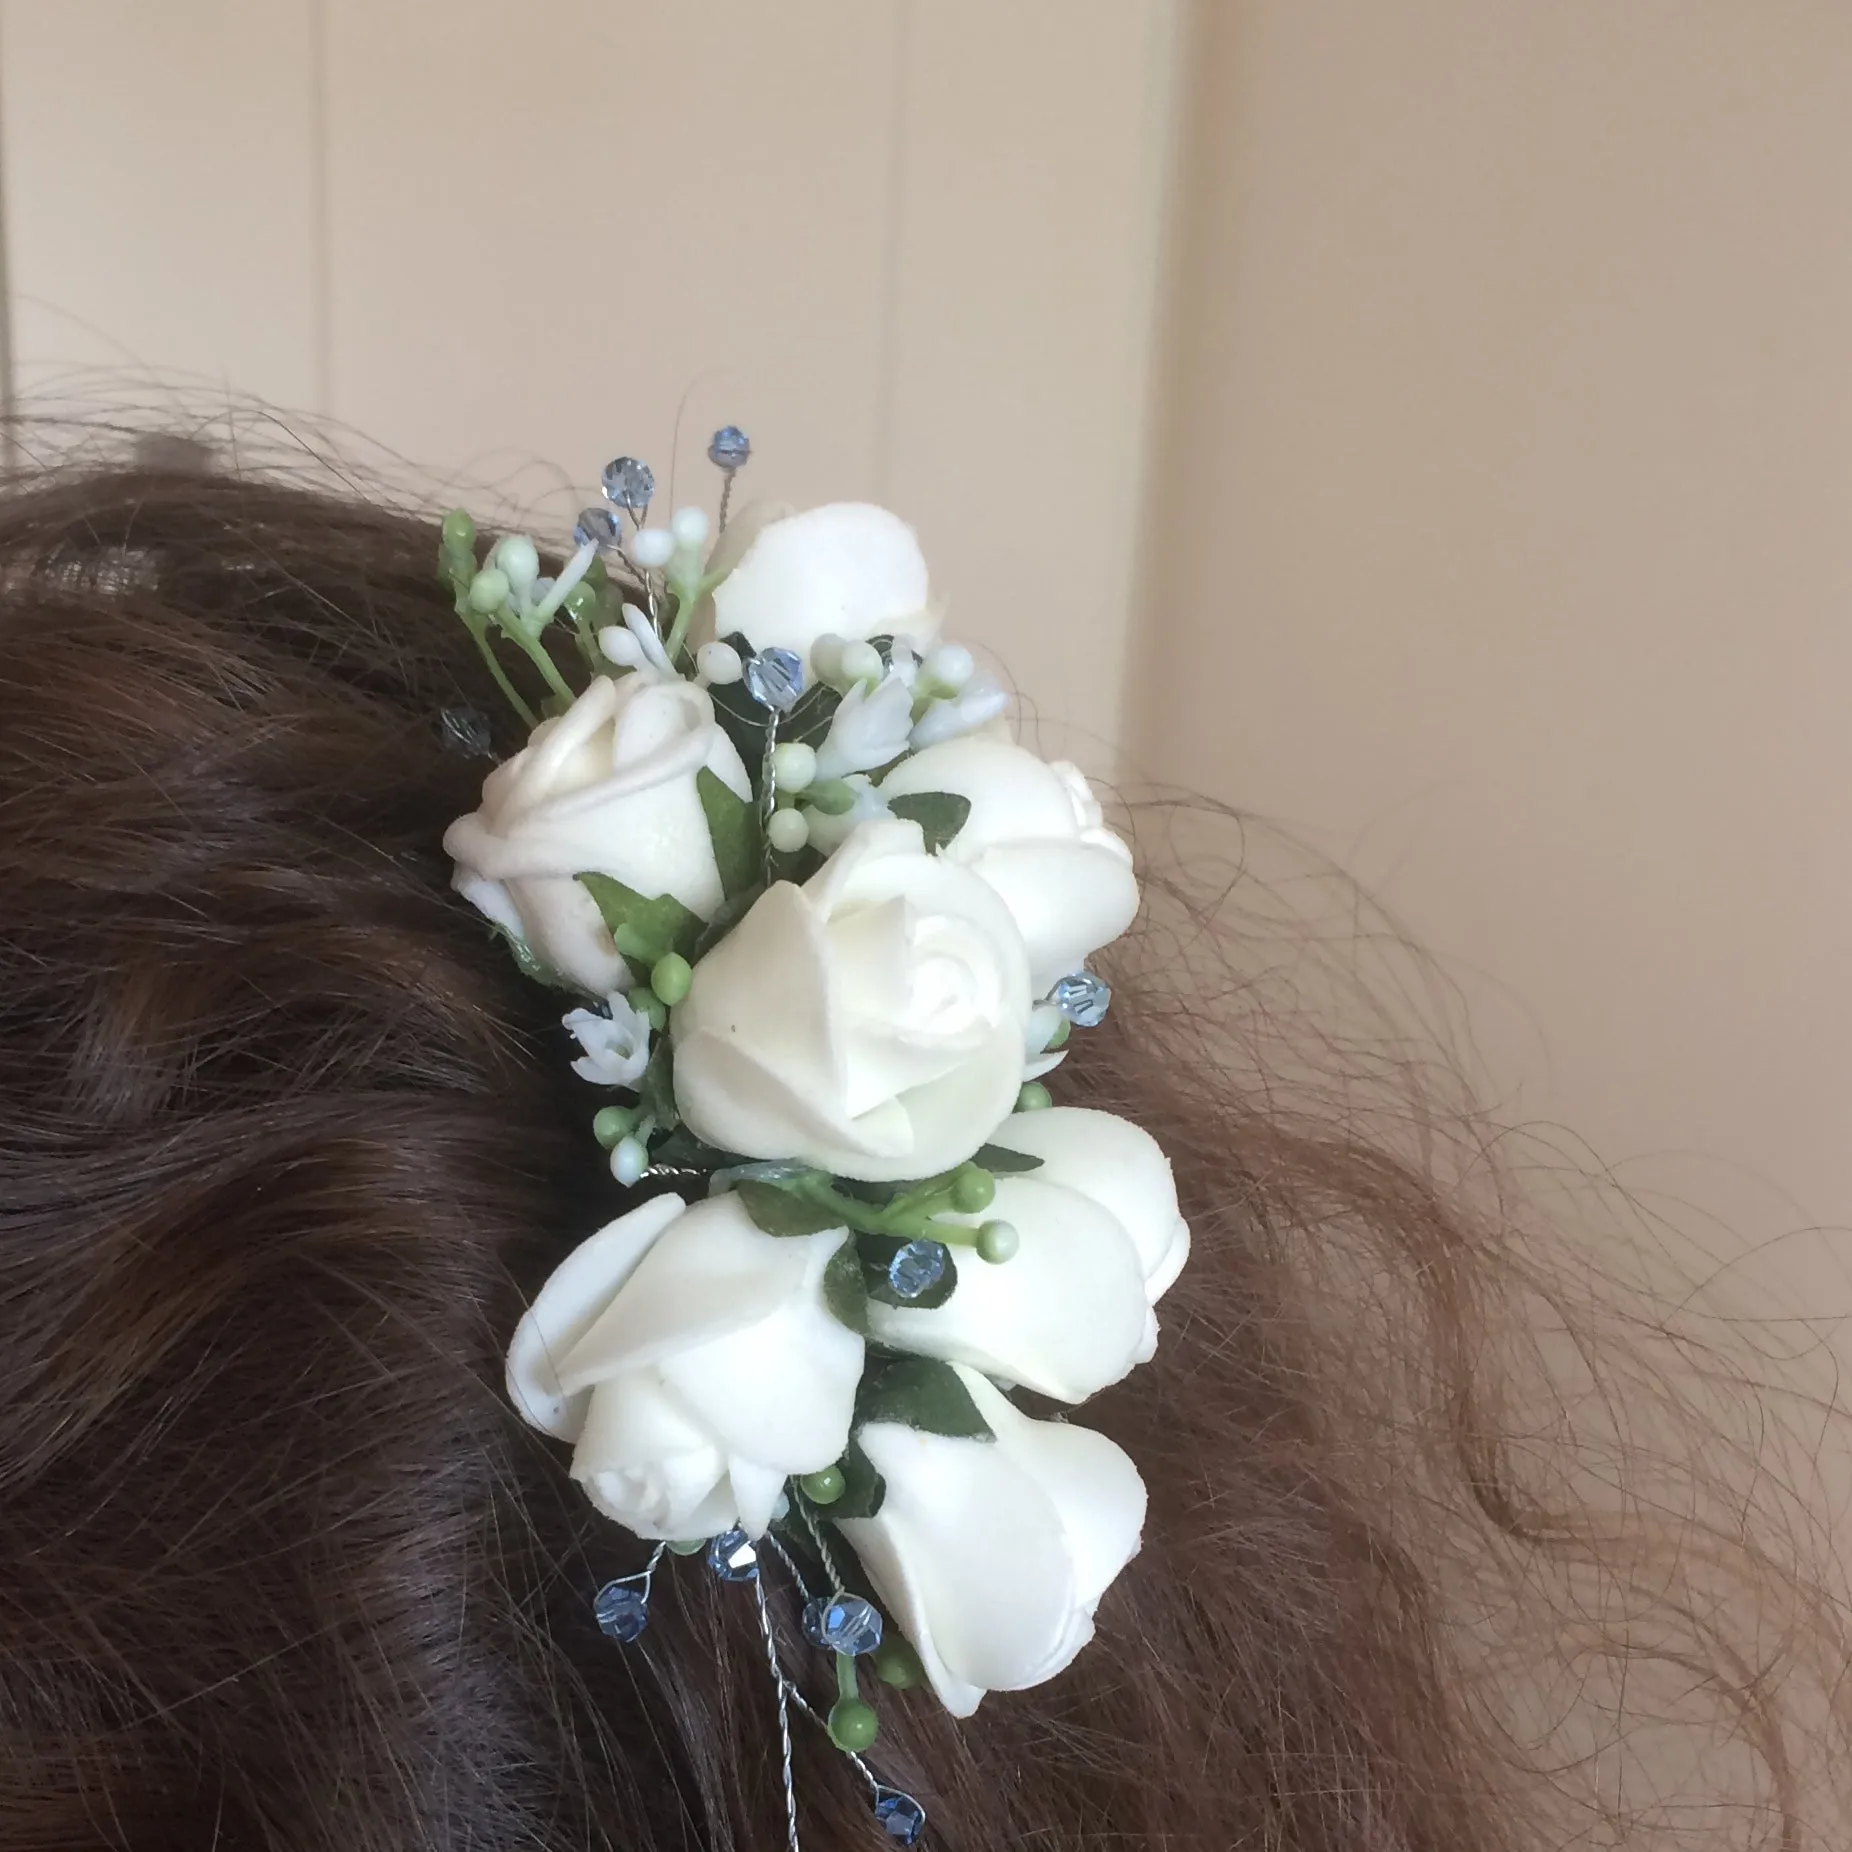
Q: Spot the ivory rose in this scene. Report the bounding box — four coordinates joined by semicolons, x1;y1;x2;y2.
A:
445;674;752;995
865;1107;1189;1401
707;502;939;662
670;818;1032;1182
838;1367;1146;1716
505;1193;862;1541
877;737;1139;995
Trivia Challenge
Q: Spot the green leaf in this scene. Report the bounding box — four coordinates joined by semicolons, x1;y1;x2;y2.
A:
830;1439;887;1520
884;791;971;854
822;1240;871;1335
647;1126;742;1171
733;1179;845;1238
697;765;759;901
692;880;766;959
636;1040;680;1131
576;872;703;967
859;1234;959;1311
972;1142;1044;1175
486;922;578;991
855;1355;994;1441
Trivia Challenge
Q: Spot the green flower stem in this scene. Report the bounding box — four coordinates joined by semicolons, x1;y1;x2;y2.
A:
835;1652;860;1705
661;567;732;666
923;1217;981;1249
493;611;578;706
570;603;605;675
459;606;539;728
791;1177;937;1241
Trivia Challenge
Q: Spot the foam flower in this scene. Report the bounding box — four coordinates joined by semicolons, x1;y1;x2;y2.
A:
506;1193;863;1540
445;675;752;995
838;1367;1146;1716
670;819;1032;1181
878;737;1139;994
865;1107;1188;1401
707;503;939;662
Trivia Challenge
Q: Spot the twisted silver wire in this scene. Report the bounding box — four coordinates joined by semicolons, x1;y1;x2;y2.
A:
752;1570;802;1852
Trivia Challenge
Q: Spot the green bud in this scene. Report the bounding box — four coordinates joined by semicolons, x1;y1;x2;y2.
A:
827;1697;879;1752
667;1537;707;1555
873;1638;925;1689
1045;1016;1072;1049
650;952;693;1008
592;1105;635;1150
977;1219;1020;1264
440;508;477;554
629;988;668;1031
805;779;857;816
1015;1082;1052;1113
950;1164;996;1215
467;567;510;613
799;1464;846;1506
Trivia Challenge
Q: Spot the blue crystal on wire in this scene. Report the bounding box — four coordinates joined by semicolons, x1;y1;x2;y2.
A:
1050;969;1111;1027
601;456;656;511
592;1578;650;1643
707;1528;759;1581
573;504;621;550
887;1239;947;1301
802;1594;883;1656
743;647;805;712
874;1791;927;1846
708;425;751;469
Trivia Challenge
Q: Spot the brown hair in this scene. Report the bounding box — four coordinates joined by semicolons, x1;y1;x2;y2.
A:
0;452;1838;1850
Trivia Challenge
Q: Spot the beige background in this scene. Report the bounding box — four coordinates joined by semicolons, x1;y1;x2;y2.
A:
3;1;1851;1265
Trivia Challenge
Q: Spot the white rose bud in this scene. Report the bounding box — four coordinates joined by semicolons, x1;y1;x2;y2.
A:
838;1367;1146;1717
445;676;752;995
706;503;940;663
877;738;1138;995
866;1107;1189;1401
505;1194;863;1541
671;818;1033;1182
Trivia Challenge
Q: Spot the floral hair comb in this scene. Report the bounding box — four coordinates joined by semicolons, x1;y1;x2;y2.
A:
440;432;1190;1849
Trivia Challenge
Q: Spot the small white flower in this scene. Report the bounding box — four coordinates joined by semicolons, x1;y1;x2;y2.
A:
621;603;677;678
910;669;1010;749
564;992;654;1087
813;670;915;781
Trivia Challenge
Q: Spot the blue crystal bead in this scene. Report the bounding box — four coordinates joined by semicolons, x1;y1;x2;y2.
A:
1050;969;1111;1027
873;1791;927;1845
601;455;656;511
708;424;751;469
437;704;493;759
743;647;805;712
591;1578;650;1643
573;504;621;549
802;1593;884;1656
887;1239;947;1301
707;1528;759;1581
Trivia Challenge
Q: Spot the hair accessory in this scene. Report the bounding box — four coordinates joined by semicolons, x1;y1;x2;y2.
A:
440;431;1191;1847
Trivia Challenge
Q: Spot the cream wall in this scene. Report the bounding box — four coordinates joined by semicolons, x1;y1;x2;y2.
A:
1136;1;1852;1252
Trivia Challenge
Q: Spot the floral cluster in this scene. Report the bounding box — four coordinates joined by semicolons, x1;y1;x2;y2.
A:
440;439;1188;1801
